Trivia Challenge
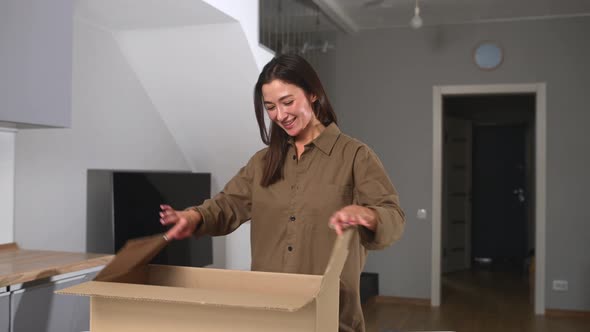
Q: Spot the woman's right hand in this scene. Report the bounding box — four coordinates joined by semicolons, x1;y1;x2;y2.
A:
159;204;202;240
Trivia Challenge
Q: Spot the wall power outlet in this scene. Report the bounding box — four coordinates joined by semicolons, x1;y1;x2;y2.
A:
552;280;568;291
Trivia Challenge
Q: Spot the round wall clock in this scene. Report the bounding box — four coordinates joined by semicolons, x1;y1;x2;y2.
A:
473;41;503;71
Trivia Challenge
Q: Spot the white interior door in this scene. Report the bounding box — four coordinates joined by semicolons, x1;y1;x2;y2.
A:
442;117;472;273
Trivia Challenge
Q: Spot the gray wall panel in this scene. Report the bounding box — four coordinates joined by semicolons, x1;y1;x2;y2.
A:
0;0;73;127
0;292;9;332
317;17;590;310
10;271;97;332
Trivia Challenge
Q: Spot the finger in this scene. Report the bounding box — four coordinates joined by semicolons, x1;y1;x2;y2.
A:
178;226;194;239
328;218;337;232
165;223;180;240
329;215;343;235
341;220;356;230
336;211;350;223
160;212;179;225
334;221;343;236
341;217;355;227
160;206;178;221
329;211;343;225
178;218;194;239
160;208;175;217
336;211;356;234
329;213;339;225
358;217;377;231
357;217;369;227
160;209;174;218
165;218;188;240
160;204;173;211
348;214;361;225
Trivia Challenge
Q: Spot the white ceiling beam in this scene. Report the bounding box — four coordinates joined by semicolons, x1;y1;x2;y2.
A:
312;0;359;34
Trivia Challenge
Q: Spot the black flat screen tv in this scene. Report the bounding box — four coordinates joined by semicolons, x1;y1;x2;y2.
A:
111;171;212;267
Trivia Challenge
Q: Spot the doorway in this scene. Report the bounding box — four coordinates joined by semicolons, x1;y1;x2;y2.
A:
432;84;547;315
442;94;535;315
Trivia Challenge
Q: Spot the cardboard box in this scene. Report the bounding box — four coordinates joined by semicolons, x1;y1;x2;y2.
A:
58;230;353;331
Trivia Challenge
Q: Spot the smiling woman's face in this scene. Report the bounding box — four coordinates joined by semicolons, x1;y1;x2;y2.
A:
262;79;317;138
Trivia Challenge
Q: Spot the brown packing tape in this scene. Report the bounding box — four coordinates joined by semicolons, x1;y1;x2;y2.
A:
94;233;168;282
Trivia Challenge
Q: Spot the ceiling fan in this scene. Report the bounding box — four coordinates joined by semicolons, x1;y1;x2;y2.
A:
363;0;424;29
362;0;395;9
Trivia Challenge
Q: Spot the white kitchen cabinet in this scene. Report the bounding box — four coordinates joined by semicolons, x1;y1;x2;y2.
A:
0;0;73;128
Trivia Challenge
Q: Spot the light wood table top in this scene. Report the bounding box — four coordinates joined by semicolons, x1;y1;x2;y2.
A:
0;242;113;288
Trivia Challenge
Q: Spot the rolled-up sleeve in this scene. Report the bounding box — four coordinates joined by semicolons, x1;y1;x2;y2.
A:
187;154;257;237
353;145;405;250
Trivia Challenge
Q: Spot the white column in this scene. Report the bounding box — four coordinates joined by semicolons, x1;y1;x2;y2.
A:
0;128;16;244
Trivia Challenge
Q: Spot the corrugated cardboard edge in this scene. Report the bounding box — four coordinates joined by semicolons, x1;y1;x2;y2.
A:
314;230;353;330
94;233;168;281
57;280;311;312
319;229;353;295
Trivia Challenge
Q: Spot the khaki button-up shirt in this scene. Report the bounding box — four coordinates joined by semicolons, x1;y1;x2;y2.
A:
192;123;405;332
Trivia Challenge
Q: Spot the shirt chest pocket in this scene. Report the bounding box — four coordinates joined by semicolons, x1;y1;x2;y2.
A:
305;183;353;216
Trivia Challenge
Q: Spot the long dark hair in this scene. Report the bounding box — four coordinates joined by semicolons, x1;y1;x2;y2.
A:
254;54;337;187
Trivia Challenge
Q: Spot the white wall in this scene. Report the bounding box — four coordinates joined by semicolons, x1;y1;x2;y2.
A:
14;20;191;251
95;0;271;270
317;17;590;311
196;0;274;271
194;0;276;269
203;0;274;70
13;1;268;271
115;22;264;270
0;129;15;244
115;24;263;195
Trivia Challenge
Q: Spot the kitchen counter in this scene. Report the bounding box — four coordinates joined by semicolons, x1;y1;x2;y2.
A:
0;242;112;287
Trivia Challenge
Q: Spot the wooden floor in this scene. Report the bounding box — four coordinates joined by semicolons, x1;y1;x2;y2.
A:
363;268;590;332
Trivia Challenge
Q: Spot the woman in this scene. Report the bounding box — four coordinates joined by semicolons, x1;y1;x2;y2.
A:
159;54;405;332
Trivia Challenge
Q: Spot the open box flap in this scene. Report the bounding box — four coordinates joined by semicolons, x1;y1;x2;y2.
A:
58;230;353;313
56;280;313;312
94;233;168;281
318;229;353;294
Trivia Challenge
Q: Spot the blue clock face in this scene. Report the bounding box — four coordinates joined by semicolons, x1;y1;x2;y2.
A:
474;42;503;70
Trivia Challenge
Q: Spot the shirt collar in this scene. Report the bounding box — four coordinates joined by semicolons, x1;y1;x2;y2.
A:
287;122;341;156
311;122;341;155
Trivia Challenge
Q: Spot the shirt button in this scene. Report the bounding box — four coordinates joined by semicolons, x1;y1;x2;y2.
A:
289;216;296;222
292;155;297;160
287;246;293;252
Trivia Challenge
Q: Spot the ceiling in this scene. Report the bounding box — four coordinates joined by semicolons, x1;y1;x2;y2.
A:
342;0;590;30
263;0;590;33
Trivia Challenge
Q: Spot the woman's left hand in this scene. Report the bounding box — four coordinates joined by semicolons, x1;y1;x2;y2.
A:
329;205;377;236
